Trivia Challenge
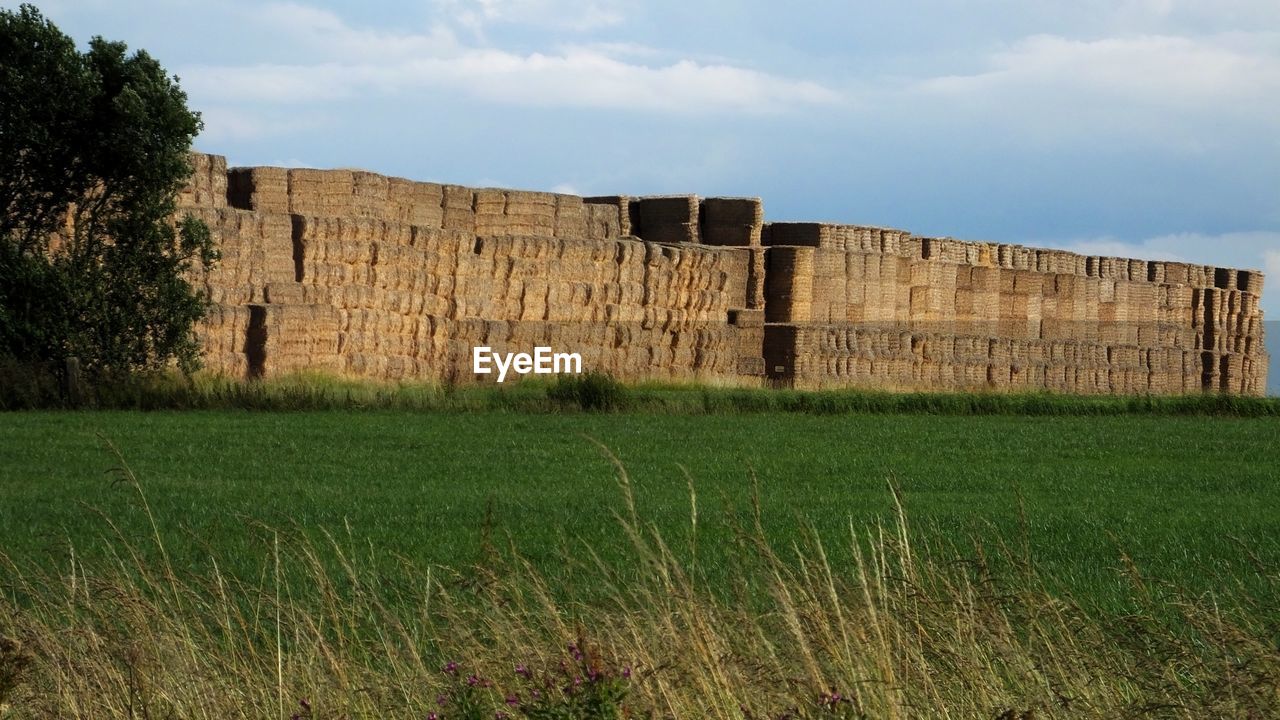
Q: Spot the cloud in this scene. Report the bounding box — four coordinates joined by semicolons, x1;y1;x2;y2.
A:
1101;0;1280;29
555;41;664;60
252;3;462;61
930;34;1277;105
195;105;329;142
180;3;840;118
437;0;627;33
185;52;839;112
910;32;1280;147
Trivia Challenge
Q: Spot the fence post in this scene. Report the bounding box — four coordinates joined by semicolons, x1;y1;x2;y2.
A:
63;356;85;408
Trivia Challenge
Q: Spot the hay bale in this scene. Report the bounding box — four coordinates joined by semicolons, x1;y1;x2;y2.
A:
632;196;699;244
227;167;288;213
700;197;763;247
180;153;228;209
763;222;828;247
584;196;631;236
554;194;588;239
764;246;815;323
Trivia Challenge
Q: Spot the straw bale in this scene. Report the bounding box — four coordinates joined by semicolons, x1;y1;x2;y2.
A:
584;196;631;236
553;195;588;239
631;196;699;244
764;246;815;323
441;185;475;232
180;153;228;209
227;167;288;213
701;197;763;247
1238;270;1264;295
763;222;828;248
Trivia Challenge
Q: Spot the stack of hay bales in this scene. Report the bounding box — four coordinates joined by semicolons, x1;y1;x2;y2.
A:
196;304;252;377
178;153;227;210
473;190;557;237
583;196;629;237
248;302;342;377
442;186;475;232
350;171;390;218
761;219;1268;395
227;167;288;213
387;178;445;227
700;198;763;247
553;195;589;239
180;153;1263;394
284;197;762;384
185;207;295;376
763;222;827;248
631;196;699;244
286;169;357;218
764;246;814;323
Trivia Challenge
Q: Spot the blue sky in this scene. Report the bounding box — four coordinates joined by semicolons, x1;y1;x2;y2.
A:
26;0;1280;322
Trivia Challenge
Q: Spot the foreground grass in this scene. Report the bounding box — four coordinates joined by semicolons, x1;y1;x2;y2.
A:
1;463;1276;719
1;411;1278;614
5;369;1280;415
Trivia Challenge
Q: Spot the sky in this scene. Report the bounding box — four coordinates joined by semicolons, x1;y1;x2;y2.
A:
22;0;1280;331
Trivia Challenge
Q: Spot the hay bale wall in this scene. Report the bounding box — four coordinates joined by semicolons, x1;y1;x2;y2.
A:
761;223;1268;395
179;152;1266;395
183;154;763;385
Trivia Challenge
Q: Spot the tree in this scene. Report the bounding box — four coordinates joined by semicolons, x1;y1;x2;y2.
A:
0;3;216;379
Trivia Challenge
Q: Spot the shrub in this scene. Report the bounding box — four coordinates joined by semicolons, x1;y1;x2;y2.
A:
547;372;628;412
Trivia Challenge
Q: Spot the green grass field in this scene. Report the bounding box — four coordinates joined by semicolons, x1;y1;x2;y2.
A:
3;410;1277;611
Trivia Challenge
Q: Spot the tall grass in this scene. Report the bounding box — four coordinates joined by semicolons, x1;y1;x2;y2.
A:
1;452;1276;718
5;368;1279;416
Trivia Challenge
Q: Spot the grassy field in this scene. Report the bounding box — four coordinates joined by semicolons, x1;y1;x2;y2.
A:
2;409;1278;610
3;408;1279;717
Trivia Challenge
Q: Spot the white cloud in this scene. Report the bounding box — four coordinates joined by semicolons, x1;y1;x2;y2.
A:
555;41;664;60
252;3;461;62
434;0;627;33
910;32;1280;147
186;53;838;112
195;105;330;142
1100;0;1280;30
180;4;840;117
933;34;1277;105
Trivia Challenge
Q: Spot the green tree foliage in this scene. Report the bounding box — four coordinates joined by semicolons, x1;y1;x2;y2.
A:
0;4;216;377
